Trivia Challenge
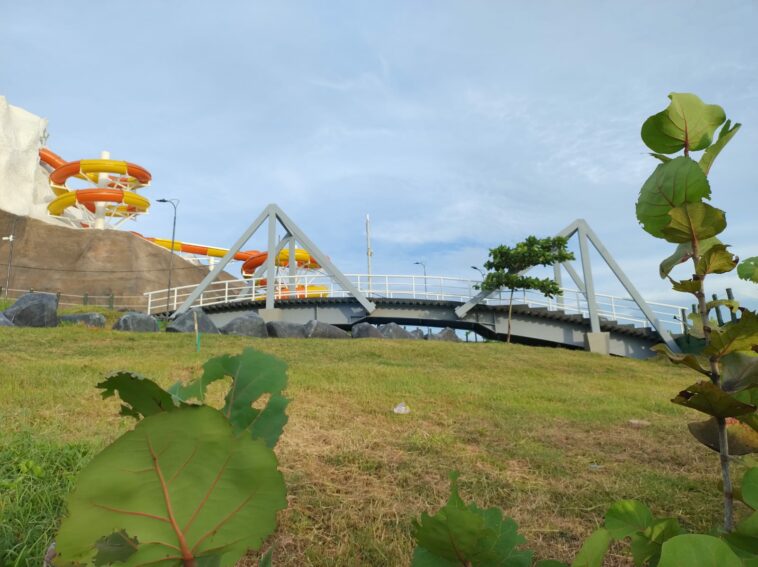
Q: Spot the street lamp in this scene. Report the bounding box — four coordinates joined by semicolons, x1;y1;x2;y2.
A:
156;198;179;315
414;261;427;296
471;266;486;279
2;218;17;300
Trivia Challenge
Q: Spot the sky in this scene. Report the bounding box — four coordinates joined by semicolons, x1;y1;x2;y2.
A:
2;1;757;309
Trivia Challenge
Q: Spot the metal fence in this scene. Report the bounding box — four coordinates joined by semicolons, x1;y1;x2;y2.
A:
0;287;147;311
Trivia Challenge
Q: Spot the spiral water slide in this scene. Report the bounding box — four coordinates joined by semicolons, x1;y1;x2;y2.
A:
38;149;328;296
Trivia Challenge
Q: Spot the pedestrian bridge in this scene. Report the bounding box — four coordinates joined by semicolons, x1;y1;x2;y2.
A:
145;274;685;359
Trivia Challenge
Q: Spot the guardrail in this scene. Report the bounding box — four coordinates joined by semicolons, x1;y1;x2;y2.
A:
144;274;686;334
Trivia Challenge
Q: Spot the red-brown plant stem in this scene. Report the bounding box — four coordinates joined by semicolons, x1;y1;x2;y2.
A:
692;236;733;532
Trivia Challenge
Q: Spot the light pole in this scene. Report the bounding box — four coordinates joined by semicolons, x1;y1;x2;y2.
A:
471;266;485;279
414;261;427;296
156;198;179;315
2;218;17;300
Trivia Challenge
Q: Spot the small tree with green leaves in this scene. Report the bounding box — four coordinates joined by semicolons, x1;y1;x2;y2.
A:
480;236;574;343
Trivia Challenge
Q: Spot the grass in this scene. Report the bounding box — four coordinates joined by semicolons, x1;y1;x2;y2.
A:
0;325;740;566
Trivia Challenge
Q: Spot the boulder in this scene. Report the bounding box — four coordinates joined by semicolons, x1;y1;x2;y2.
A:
266;321;307;338
409;329;425;340
0;313;13;327
59;312;106;328
220;313;268;337
166;309;219;334
429;327;461;342
112;312;160;332
380;322;414;339
304;320;349;339
352;322;383;339
3;292;58;327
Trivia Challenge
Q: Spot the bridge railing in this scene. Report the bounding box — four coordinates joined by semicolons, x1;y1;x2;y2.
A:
144;274;685;333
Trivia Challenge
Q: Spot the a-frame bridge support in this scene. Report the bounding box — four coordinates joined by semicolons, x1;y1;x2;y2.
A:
454;219;680;354
172;204;376;318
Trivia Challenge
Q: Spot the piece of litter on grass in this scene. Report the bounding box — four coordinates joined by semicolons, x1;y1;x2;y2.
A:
588;464;603;471
628;419;651;429
393;402;411;415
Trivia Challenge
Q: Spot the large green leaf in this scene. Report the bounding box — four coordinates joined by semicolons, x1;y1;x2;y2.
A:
696;244;738;276
98;372;187;420
700;120;741;176
570;528;611;567
687;418;758;456
658;534;741;567
412;473;532;567
170;348;290;448
54;406;286;566
738;257;758;284
636;157;711;239
659;237;722;278
742;468;758;510
722;353;758;394
630;518;685;567
704;310;758;358
93;530;139;565
641;93;726;154
651;344;710;376
660;202;726;244
672;381;756;418
604;500;653;540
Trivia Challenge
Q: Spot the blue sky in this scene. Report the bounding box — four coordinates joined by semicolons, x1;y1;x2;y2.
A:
2;1;756;307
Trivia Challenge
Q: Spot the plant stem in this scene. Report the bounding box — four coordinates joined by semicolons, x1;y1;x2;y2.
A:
183;560;197;567
692;236;733;532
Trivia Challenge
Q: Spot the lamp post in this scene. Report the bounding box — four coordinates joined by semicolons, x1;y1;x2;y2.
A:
414;261;427;296
471;266;485;279
2;218;17;300
156;198;179;315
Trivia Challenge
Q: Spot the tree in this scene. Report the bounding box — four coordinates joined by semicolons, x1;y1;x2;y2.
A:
480;236;574;343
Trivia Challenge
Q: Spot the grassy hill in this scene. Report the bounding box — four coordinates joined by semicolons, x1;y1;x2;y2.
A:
0;326;734;566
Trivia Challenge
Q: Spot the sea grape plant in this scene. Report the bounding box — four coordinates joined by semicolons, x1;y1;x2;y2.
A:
52;348;289;567
480;236;574;342
636;92;758;532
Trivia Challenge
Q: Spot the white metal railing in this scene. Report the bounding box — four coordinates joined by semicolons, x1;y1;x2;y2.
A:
144;274;686;334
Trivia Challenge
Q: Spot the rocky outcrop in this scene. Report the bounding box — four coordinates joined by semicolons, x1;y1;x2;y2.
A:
113;312;160;332
351;322;383;339
428;327;461;342
3;292;58;327
304;320;349;339
379;322;414;339
166;309;219;334
220;314;268;337
0;313;13;326
60;312;106;328
409;329;425;340
266;321;307;338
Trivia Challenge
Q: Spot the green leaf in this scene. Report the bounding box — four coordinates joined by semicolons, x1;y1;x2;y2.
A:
412;472;532;567
636;157;711;239
669;277;700;294
697;244;738;276
570;528;612;567
93;530;139;565
536;562;569;567
641;93;726;154
736;511;758;535
722;353;758;393
658;534;741;567
630;518;685;567
659;237;722;278
704;310;758;358
170;348;290;448
258;547;273;567
98;371;187;420
660;202;726;244
650;153;672;163
651;344;710;376
54;406;287;566
688;418;758;456
708;299;740;314
672;381;756;418
700;120;741;176
604;500;653;540
738;257;758;283
743;468;758;510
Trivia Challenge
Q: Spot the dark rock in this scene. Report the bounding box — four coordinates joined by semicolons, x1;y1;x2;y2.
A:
112;312;160;332
166;309;219;334
220;313;268;337
60;312;106;328
3;292;58;327
352;322;383;339
0;313;13;327
429;327;461;342
304;320;349;339
379;322;414;339
266;321;307;338
409;329;425;340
